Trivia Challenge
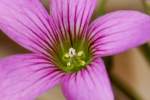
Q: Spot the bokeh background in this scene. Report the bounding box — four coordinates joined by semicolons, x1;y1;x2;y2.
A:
0;0;150;100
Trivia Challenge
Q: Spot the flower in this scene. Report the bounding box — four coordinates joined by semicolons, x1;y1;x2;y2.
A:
0;0;150;100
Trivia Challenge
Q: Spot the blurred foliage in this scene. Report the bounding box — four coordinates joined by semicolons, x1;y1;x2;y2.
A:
140;0;150;65
92;0;107;20
142;0;150;14
110;74;142;100
98;0;107;16
103;56;113;72
139;44;150;64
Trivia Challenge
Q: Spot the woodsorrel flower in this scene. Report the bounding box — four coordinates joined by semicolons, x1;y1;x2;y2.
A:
0;0;150;100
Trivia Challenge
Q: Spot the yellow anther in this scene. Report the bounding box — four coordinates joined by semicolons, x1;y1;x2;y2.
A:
80;60;86;66
67;62;71;66
77;51;84;57
64;54;70;58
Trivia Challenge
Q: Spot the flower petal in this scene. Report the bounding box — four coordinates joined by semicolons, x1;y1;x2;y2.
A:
0;0;54;54
88;11;150;57
0;54;64;100
50;0;96;40
61;59;114;100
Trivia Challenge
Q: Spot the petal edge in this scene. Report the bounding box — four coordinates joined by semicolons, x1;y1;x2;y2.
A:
88;10;150;57
0;54;63;100
61;58;114;100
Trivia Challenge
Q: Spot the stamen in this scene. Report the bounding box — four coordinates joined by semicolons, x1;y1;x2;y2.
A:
55;37;91;72
67;62;71;66
68;48;76;57
64;54;69;58
80;60;86;66
77;51;84;57
61;46;89;72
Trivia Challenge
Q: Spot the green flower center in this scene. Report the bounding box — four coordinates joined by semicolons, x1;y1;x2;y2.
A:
63;48;86;70
54;39;91;73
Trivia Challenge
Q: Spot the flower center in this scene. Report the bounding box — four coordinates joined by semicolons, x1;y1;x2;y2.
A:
54;39;91;73
62;48;86;71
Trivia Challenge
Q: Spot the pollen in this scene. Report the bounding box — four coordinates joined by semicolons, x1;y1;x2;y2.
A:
80;60;86;66
61;47;88;72
56;39;91;73
77;51;84;57
67;62;71;66
68;48;76;57
64;54;69;58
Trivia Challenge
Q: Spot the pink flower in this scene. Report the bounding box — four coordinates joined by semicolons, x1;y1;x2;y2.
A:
0;0;150;100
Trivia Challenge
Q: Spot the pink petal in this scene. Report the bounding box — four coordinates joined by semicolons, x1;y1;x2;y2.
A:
0;0;54;54
0;54;64;100
61;59;114;100
88;11;150;57
50;0;97;39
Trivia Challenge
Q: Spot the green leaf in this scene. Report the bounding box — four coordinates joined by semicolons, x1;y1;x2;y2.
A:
139;44;150;64
142;0;150;14
103;56;113;72
98;0;107;15
92;0;107;20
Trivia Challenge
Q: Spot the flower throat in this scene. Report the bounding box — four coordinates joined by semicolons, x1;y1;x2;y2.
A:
54;39;92;73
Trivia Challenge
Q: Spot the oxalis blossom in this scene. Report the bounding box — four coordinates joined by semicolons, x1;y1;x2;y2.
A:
0;0;150;100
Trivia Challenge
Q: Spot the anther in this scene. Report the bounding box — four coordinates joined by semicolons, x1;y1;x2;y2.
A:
80;60;86;66
67;62;71;66
77;51;84;57
69;48;76;57
64;54;69;58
